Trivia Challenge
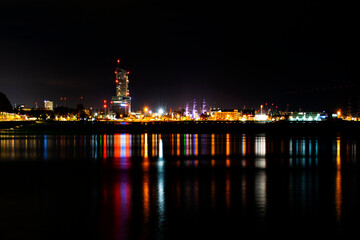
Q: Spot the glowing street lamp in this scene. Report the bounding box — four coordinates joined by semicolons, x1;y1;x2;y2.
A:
158;108;164;115
144;107;149;113
337;109;341;118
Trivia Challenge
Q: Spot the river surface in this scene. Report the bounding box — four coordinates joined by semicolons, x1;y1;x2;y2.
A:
1;132;360;239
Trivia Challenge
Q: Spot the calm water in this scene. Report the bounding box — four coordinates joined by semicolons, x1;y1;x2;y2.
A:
1;132;360;239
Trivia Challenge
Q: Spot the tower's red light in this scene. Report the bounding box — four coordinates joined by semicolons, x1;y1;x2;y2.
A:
115;71;117;74
115;79;119;83
117;59;120;63
103;104;107;108
104;100;107;103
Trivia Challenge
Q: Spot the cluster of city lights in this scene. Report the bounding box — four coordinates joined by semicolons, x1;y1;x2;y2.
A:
2;101;357;122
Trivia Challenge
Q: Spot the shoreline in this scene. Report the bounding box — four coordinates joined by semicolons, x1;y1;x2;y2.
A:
1;119;359;135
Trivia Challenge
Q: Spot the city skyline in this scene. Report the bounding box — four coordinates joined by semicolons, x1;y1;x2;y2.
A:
0;0;357;112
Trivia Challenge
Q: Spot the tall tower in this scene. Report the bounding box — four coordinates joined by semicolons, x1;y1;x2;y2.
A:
185;102;190;116
192;99;197;119
202;99;206;114
112;59;131;116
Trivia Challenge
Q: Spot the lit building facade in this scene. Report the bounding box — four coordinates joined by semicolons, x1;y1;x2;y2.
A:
289;112;323;121
209;108;241;120
44;100;53;110
111;60;131;116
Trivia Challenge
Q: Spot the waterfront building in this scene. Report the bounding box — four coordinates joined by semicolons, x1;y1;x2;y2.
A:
111;60;131;116
289;112;322;121
241;108;255;118
44;100;53;110
209;108;241;120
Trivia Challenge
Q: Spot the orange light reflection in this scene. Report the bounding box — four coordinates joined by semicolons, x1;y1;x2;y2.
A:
126;134;130;157
176;134;180;156
171;134;174;156
114;134;120;158
211;134;215;156
226;173;231;210
194;134;198;156
152;134;155;157
335;139;342;222
144;133;148;158
143;171;150;224
226;133;230;156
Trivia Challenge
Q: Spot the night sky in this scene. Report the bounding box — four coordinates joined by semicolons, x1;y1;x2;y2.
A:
0;0;357;112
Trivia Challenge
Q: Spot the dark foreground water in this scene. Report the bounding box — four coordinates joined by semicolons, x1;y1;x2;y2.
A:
1;132;360;239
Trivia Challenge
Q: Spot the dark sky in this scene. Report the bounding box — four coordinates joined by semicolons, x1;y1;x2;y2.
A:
0;0;357;112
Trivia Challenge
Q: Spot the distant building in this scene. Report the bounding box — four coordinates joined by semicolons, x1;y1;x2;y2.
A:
44;100;53;110
241;108;255;117
209;108;241;120
289;112;322;121
111;60;131;116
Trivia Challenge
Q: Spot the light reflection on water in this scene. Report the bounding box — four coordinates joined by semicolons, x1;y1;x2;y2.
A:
2;133;357;167
1;133;360;239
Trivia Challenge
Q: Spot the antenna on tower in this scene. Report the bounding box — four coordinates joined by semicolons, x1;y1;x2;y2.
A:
185;102;189;116
202;99;206;114
192;99;197;119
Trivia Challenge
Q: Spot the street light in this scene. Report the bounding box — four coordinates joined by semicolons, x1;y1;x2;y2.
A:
337;109;341;118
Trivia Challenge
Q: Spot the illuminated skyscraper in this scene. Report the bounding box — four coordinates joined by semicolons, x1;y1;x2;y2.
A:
111;59;131;116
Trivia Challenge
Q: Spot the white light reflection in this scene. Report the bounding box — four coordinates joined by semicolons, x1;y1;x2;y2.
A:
121;134;127;158
255;171;267;218
159;136;163;159
157;136;165;239
255;135;266;169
